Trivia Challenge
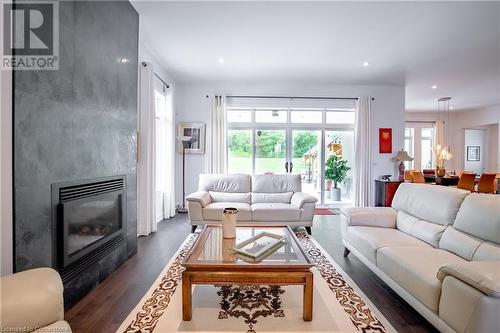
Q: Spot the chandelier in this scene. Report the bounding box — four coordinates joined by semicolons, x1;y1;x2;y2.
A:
435;97;453;174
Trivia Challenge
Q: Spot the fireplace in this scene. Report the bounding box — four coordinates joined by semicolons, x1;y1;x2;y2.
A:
52;176;127;269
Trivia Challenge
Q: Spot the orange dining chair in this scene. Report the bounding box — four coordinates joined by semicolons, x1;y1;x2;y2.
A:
457;173;476;192
404;170;414;182
477;173;497;193
411;171;426;184
457;170;473;178
495;173;500;194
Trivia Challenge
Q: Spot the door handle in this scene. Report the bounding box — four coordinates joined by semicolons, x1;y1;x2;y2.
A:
289;162;293;173
285;162;289;173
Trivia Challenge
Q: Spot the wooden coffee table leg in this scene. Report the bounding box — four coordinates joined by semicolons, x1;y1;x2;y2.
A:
303;271;313;321
182;273;192;321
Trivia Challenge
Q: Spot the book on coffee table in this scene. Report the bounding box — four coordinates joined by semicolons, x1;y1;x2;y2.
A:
233;232;286;259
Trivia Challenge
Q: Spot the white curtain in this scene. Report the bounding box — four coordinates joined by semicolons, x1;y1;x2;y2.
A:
137;62;157;236
354;96;373;207
204;94;227;173
154;78;176;222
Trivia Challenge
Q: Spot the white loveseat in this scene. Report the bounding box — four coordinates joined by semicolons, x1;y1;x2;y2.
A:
341;183;500;333
186;174;318;233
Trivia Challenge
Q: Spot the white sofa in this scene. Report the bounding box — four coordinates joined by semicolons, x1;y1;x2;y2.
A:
186;174;318;233
0;268;72;333
341;183;500;333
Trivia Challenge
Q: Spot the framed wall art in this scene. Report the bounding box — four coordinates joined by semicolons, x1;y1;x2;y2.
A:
466;146;480;161
177;122;206;154
379;128;392;154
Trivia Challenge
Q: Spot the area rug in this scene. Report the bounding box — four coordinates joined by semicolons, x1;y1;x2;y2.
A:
314;208;339;215
117;232;396;333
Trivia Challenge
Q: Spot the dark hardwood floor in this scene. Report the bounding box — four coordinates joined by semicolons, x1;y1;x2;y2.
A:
65;214;437;333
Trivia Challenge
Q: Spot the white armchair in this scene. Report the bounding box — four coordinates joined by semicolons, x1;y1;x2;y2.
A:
0;268;72;333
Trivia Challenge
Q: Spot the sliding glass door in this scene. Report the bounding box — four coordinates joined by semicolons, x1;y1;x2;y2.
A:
291;130;322;202
226;108;355;205
255;130;286;174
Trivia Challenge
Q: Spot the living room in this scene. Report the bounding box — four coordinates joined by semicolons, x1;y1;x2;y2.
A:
1;1;499;333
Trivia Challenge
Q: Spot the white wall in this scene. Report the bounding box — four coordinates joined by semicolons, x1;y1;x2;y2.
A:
464;129;487;174
406;104;500;172
0;69;13;276
175;82;405;205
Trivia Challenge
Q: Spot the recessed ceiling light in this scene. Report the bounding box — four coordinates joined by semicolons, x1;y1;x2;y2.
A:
431;85;437;89
218;58;225;64
363;61;369;67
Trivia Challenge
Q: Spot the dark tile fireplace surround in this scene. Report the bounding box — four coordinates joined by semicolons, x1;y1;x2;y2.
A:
13;1;139;308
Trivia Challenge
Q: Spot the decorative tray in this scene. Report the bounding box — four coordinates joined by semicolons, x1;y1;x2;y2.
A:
233;232;286;259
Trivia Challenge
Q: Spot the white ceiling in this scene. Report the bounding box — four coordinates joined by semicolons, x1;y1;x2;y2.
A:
132;1;500;112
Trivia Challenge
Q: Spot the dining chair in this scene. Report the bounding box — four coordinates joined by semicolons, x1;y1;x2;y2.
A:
411;171;426;184
477;173;497;193
457;173;476;192
457;170;473;177
404;170;414;182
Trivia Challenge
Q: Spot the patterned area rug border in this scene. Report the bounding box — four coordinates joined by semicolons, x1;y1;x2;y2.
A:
120;231;395;333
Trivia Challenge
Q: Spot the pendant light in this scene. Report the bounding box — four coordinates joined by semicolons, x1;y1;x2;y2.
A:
435;97;453;175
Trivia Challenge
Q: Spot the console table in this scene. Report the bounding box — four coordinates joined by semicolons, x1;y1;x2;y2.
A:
374;180;403;207
435;176;459;186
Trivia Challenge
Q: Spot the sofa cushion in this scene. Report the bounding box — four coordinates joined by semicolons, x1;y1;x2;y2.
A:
343;226;432;264
202;202;252;221
392;183;469;225
251;203;301;221
473;242;500;261
453;193;500;244
252;174;301;193
209;191;251;204
199;174;251;193
396;211;447;248
439;227;482;260
251;192;293;204
377;247;466;312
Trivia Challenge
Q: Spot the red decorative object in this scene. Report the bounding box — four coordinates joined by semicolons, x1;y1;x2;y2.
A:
379;128;392;153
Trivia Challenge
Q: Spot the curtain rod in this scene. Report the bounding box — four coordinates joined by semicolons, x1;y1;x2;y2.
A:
154;73;170;89
226;95;375;101
405;120;437;124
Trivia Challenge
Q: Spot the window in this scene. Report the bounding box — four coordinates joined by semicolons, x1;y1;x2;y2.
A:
255;109;287;123
227;129;253;174
226;104;356;205
421;128;434;170
227;109;251;122
404;128;414;170
290;109;323;123
326;110;355;124
405;122;436;171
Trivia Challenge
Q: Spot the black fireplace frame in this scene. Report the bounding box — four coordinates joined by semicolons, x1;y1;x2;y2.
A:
51;175;127;269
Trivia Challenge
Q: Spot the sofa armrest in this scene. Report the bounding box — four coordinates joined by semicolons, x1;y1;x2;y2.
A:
0;268;64;331
341;207;397;228
186;191;211;208
437;261;500;297
291;192;318;208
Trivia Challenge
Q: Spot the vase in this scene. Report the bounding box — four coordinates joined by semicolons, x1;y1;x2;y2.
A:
222;207;238;239
331;188;341;201
436;167;446;177
222;238;236;262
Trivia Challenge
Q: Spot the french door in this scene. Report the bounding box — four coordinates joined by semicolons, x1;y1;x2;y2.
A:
227;127;354;205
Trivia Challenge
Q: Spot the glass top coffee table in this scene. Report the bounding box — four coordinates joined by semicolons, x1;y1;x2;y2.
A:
182;225;313;321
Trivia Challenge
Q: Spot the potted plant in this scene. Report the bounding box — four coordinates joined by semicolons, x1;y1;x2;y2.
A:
325;154;351;201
